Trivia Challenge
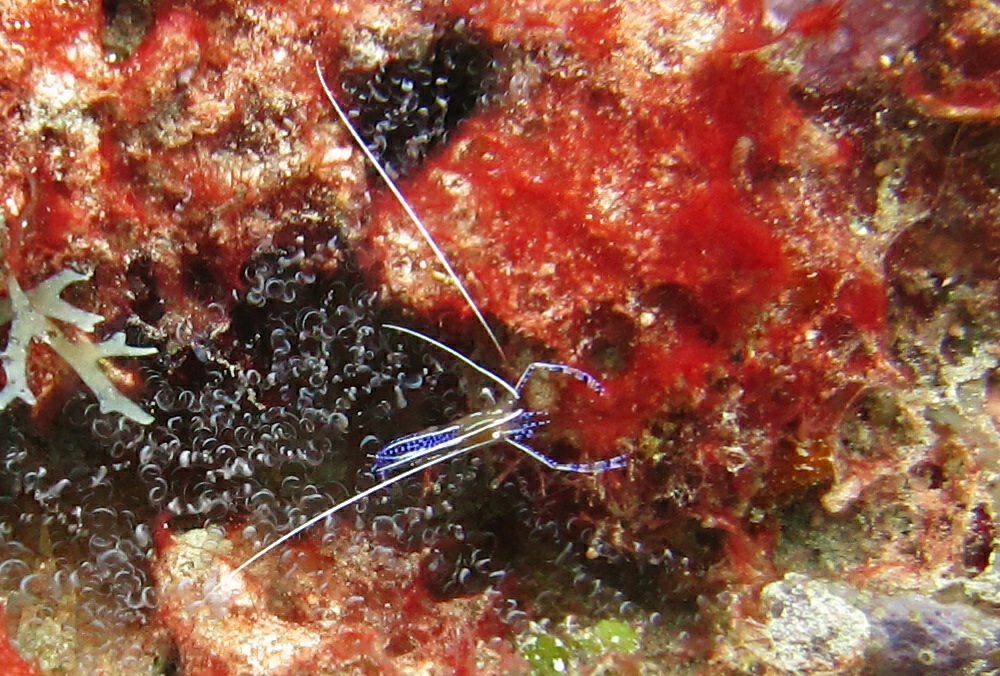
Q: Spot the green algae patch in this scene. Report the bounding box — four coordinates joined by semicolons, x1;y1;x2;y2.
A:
517;619;641;674
519;630;574;674
577;619;640;654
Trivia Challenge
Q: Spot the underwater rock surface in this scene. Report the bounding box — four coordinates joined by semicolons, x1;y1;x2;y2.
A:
0;0;998;673
729;574;1000;675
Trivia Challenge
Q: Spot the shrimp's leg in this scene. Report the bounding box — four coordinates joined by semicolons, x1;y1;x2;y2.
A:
505;438;629;474
505;409;549;442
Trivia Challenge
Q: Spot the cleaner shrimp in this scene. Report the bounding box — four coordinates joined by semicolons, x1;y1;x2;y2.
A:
224;61;628;580
230;323;628;578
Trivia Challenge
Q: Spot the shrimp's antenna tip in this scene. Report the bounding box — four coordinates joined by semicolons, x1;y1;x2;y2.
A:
314;59;505;360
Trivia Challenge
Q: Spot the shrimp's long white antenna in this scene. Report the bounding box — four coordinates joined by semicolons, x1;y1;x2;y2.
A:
315;60;505;360
384;323;517;399
227;441;480;580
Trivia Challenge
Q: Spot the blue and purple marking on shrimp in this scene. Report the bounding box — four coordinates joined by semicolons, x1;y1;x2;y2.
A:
374;324;628;477
227;324;628;579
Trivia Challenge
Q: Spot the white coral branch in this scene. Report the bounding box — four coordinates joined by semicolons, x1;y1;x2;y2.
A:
0;270;157;424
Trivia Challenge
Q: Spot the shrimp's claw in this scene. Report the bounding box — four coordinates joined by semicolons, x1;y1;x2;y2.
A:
515;361;605;395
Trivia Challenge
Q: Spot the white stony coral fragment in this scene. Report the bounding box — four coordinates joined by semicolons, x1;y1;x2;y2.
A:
0;270;157;424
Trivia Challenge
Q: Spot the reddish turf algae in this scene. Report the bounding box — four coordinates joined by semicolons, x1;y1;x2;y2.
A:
152;523;524;676
363;0;892;586
2;0;999;673
0;606;42;676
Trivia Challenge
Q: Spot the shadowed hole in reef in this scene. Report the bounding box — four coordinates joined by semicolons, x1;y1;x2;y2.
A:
101;0;156;63
341;19;499;178
582;304;637;376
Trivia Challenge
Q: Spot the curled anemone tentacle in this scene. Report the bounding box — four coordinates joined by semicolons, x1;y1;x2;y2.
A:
226;323;627;580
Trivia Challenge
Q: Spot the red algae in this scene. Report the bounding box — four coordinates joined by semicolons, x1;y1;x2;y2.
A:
363;0;892;590
1;0;366;352
1;0;999;673
0;605;42;676
902;0;1000;120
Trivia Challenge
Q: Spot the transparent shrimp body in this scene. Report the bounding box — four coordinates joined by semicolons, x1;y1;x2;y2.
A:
375;324;629;477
